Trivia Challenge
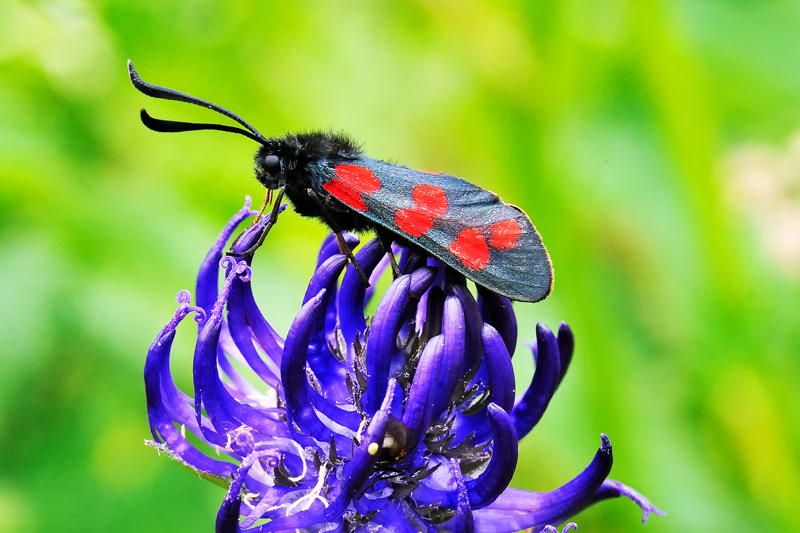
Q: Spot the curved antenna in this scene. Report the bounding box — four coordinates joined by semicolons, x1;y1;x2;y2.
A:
127;60;267;144
139;109;264;143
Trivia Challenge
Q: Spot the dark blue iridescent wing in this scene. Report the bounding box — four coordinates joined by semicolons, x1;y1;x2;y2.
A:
317;158;553;302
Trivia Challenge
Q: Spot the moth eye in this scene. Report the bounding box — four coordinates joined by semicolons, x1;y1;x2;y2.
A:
263;154;281;175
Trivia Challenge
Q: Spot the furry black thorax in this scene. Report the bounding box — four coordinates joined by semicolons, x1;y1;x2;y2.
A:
253;131;374;232
254;131;362;188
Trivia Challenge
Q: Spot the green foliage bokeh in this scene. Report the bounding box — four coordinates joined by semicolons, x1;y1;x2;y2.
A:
1;1;800;532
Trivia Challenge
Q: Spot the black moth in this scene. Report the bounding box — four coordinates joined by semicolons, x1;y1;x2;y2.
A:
128;61;553;303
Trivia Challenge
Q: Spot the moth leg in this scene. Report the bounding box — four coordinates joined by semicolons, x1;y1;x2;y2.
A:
252;188;272;224
375;227;401;279
228;187;285;257
306;188;370;286
235;188;273;239
334;230;370;285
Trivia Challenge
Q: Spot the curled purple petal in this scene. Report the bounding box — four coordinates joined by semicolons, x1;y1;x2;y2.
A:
465;403;518;508
449;285;483;375
403;335;445;438
228;204;288;257
164;290;206;332
307;389;361;433
216;454;257;533
482;324;516;414
431;295;466;419
226;282;281;388
473;435;613;531
477;286;517;357
280;289;331;441
398;246;427;275
588;479;666;523
145;326;235;478
338;238;388;354
236;280;284;363
316;232;360;268
303;254;350;397
557;322;574;386
193;266;290;443
408;266;438;299
196;197;256;316
419;285;444;341
193;302;240;440
303;254;348;306
364;275;412;414
512;323;561;439
364;252;391;304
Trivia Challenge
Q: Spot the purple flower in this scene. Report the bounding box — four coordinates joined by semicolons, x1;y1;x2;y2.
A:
144;198;665;532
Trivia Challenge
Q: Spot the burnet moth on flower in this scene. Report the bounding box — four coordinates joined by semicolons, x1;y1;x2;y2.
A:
128;60;554;302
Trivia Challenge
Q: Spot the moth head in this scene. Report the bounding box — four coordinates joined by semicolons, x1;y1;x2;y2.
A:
254;144;286;189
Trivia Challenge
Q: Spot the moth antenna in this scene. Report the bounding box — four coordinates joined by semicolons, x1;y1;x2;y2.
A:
139;109;264;144
127;60;268;144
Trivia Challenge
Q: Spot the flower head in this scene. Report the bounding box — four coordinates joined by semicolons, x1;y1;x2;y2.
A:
145;198;664;532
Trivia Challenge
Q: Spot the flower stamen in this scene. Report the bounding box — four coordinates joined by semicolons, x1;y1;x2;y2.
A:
287;462;331;514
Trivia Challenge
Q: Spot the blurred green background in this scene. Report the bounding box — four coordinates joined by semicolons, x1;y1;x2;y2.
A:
2;1;800;531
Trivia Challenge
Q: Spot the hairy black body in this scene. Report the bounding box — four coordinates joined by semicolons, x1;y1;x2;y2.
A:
254;132;375;233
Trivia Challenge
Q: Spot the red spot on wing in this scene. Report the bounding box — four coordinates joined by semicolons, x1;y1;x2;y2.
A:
325;164;382;212
395;209;434;237
412;185;448;217
324;180;367;211
489;219;522;250
394;184;449;237
449;228;490;271
334;164;381;194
